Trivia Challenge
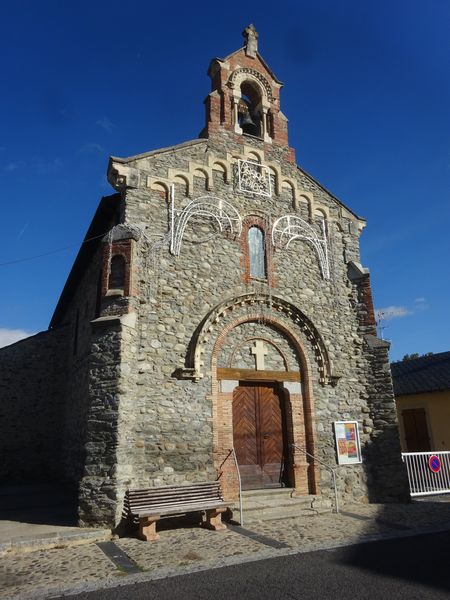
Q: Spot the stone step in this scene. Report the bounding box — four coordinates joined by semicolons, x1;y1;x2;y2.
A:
241;487;298;502
230;491;333;523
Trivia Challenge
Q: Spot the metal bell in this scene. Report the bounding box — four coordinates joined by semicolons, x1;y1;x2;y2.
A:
240;111;259;136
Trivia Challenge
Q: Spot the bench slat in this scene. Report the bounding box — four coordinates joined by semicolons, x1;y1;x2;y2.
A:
125;481;226;521
135;502;226;518
127;486;221;498
130;498;226;510
128;491;223;500
128;500;225;512
128;488;222;498
128;482;220;492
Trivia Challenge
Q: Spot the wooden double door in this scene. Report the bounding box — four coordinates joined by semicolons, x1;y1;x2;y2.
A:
232;382;290;490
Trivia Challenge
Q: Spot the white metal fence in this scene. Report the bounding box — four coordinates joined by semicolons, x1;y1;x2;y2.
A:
402;451;450;497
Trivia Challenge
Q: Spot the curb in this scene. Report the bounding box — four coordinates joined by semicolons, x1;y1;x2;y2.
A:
0;528;113;557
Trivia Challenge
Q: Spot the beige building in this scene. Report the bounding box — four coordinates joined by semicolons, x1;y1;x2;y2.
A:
392;352;450;452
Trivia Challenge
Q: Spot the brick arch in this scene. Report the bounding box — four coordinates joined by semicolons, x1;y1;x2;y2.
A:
210;311;319;501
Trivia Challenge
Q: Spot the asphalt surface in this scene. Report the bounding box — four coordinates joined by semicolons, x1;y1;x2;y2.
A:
57;530;450;600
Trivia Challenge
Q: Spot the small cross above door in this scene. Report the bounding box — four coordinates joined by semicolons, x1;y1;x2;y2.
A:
251;340;268;371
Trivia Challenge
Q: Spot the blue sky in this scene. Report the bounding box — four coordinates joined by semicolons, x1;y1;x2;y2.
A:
1;0;449;361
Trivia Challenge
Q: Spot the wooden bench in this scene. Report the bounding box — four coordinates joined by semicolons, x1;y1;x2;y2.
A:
124;481;228;541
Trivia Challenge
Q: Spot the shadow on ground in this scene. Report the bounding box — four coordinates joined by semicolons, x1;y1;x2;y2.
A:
338;500;450;595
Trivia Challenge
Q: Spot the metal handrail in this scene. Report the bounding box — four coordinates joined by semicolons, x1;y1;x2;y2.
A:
292;444;339;513
230;447;244;526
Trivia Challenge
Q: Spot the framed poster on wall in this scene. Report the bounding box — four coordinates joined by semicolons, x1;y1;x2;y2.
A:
334;421;362;465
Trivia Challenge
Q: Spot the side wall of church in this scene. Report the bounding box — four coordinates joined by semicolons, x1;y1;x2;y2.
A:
51;233;117;501
0;327;69;481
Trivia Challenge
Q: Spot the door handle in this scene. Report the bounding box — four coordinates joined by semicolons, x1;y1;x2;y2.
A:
263;434;270;439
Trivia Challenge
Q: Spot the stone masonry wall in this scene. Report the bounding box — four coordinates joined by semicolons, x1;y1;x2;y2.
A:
55;241;107;491
92;131;408;524
0;327;69;481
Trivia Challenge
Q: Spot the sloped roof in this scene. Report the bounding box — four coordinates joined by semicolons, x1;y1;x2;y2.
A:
391;351;450;395
110;139;206;164
297;165;365;222
49;194;120;328
215;48;283;85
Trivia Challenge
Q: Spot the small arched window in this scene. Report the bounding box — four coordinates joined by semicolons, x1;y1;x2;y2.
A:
248;226;266;279
109;255;126;290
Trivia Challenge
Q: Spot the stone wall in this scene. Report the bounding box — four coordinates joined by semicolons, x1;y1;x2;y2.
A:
90;132;408;524
362;336;410;502
78;316;123;526
58;242;105;489
50;195;121;503
0;327;69;481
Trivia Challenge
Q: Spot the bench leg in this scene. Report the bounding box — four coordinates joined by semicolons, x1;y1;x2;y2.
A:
204;508;227;531
138;516;160;541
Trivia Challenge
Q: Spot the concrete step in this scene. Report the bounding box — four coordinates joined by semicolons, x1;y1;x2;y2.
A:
241;487;298;502
230;489;333;523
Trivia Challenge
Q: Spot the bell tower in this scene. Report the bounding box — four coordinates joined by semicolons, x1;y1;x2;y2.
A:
201;25;294;160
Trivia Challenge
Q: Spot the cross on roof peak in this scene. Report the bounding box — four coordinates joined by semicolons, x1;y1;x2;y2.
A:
243;24;259;58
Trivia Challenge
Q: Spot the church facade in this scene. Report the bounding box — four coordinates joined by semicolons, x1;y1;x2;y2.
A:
1;27;408;526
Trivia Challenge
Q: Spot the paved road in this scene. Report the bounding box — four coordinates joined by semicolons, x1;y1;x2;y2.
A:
58;530;450;600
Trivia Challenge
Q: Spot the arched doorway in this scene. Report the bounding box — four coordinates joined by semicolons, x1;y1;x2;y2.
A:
232;381;291;489
188;293;330;500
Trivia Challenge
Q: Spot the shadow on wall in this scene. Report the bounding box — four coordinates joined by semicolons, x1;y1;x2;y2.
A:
0;482;78;527
362;426;410;504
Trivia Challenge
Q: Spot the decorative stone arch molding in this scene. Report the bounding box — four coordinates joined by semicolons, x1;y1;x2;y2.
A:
149;180;170;200
184;293;336;385
227;67;274;104
211;161;230;184
298;192;313;220
172;173;191;197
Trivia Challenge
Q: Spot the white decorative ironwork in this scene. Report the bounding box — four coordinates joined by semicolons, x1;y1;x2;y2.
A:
272;215;330;280
402;451;450;497
237;159;272;197
171;194;242;256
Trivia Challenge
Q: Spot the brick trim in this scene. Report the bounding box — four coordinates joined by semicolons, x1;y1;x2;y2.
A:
101;239;136;298
240;216;276;286
209;313;319;502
